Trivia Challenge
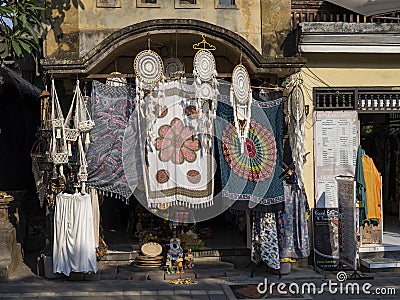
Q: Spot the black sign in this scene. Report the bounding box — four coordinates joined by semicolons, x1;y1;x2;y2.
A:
313;208;339;269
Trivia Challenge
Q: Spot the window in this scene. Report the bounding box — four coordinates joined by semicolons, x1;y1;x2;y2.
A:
137;0;160;8
175;0;200;8
219;0;234;4
215;0;237;9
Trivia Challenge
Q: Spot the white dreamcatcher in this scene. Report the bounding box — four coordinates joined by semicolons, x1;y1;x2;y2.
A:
193;46;219;151
287;74;306;187
134;49;165;148
230;64;252;153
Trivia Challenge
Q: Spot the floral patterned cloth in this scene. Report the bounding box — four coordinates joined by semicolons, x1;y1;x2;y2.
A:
251;211;280;270
277;182;310;259
141;81;214;208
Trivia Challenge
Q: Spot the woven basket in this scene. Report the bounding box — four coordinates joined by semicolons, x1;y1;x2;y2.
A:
64;128;79;141
141;242;162;257
78;120;95;132
50;152;69;165
31;140;53;171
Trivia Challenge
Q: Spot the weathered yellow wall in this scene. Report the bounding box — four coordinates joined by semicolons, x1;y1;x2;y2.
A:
46;0;267;58
300;53;400;207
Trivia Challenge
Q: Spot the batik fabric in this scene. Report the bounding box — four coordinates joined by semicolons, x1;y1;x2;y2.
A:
86;80;135;200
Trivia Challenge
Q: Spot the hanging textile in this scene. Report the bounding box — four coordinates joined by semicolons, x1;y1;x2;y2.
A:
251;212;280;270
141;81;215;208
53;192;97;276
216;92;284;208
355;145;368;224
86;80;134;200
362;155;382;224
277;182;310;260
88;187;100;247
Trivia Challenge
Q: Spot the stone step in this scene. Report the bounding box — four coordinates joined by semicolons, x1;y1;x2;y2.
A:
360;257;400;271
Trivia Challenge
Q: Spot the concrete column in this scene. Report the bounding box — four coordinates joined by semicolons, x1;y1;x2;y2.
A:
0;193;20;281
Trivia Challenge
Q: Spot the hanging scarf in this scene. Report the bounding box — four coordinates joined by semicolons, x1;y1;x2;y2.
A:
86;80;134;200
216;91;284;208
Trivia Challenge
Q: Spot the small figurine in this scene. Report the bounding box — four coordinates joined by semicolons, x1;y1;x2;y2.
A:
176;253;184;274
186;248;194;269
165;253;173;274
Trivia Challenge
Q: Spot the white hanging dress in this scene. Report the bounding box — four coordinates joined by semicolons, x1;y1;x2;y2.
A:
53;192;97;276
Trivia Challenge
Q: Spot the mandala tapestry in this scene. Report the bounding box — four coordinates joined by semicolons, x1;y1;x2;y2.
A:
216;92;284;208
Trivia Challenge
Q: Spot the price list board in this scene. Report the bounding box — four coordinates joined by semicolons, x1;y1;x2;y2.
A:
314;111;359;208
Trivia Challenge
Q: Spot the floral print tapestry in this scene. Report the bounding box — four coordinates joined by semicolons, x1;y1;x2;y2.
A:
140;81;214;208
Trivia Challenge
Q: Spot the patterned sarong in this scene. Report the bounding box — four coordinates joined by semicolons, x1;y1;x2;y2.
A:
140;81;214;208
216;91;284;208
86;80;135;200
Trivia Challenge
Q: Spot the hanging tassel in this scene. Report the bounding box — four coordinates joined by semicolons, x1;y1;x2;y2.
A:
85;132;90;147
81;182;86;194
56;128;61;139
68;143;72;156
59;165;65;179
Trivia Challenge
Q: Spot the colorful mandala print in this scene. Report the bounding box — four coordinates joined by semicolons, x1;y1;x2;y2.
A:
187;170;201;184
155;118;200;164
156;169;170;184
221;119;277;182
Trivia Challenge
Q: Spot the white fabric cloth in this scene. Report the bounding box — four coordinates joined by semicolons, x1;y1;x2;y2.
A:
53;193;97;275
88;187;100;247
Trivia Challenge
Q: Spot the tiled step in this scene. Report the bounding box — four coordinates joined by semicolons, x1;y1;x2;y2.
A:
360;257;400;271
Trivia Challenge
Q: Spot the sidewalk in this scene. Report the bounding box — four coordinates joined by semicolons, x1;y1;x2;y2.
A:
2;259;400;299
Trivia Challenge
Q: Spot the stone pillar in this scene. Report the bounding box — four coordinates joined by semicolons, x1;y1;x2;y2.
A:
261;0;292;57
0;193;21;281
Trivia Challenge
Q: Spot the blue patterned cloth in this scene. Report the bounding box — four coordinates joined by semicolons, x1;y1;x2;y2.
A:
215;91;284;209
86;81;135;200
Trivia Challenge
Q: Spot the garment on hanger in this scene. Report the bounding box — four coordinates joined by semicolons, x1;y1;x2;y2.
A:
362;155;382;224
277;182;310;260
53;192;97;276
251;211;280;270
86;80;136;200
355;145;368;224
216;91;284;209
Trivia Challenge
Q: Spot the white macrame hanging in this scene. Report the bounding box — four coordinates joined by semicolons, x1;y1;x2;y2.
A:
77;136;88;193
287;75;306;188
134;50;165;149
75;81;95;148
64;80;81;156
230;64;252;153
49;78;68;177
193;49;219;151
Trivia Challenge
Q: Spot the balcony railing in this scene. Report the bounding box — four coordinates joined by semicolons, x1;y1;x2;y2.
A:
291;0;400;28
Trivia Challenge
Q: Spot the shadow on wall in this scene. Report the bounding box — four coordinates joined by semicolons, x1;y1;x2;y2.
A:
45;0;85;43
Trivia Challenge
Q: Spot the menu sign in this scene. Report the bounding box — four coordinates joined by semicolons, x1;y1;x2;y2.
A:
314;111;358;207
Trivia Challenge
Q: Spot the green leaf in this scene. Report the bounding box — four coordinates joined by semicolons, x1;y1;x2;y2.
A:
11;40;22;57
19;40;31;52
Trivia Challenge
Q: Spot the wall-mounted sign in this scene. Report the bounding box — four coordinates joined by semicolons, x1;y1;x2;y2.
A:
97;0;121;8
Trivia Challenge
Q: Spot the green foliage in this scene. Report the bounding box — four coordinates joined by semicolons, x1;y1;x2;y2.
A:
0;0;43;63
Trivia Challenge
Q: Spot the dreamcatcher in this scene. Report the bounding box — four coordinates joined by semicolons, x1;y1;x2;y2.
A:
164;57;185;75
192;38;219;151
49;78;68;177
230;64;252;153
134;49;165;147
287;74;306;187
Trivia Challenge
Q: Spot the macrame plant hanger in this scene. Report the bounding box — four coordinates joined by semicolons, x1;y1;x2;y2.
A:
49;78;68;178
64;80;81;157
192;34;219;152
230;54;252;153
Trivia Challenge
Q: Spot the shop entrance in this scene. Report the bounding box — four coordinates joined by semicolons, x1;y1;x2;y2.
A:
359;113;400;248
100;194;248;263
